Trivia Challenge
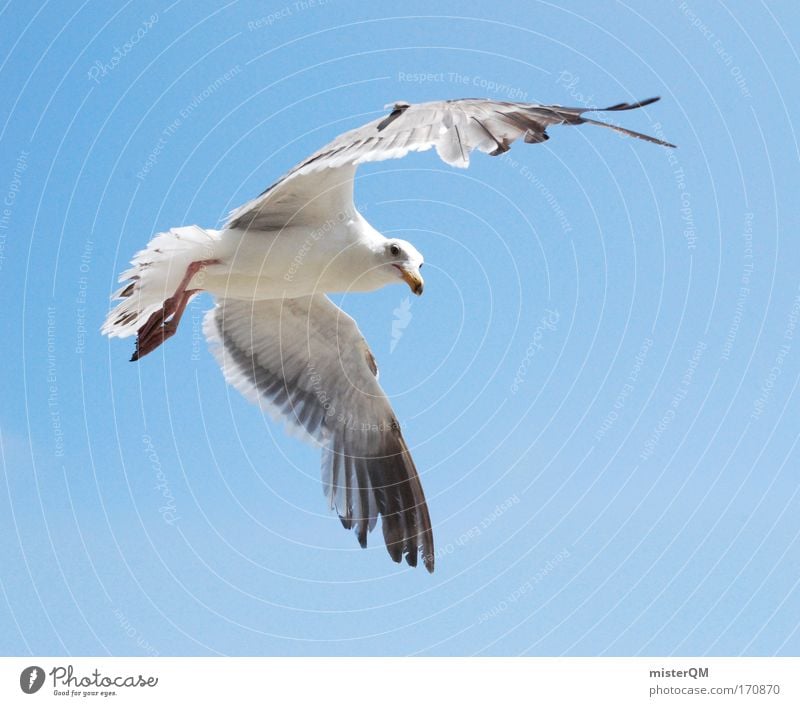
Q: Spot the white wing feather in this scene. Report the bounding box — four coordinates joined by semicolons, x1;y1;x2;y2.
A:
204;294;435;571
226;97;674;231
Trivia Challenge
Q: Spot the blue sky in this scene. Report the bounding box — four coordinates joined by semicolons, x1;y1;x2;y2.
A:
1;0;799;656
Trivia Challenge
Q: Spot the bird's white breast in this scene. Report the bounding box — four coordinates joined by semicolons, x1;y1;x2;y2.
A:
197;220;378;300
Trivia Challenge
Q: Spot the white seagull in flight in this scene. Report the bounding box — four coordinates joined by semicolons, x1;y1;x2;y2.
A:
103;96;674;572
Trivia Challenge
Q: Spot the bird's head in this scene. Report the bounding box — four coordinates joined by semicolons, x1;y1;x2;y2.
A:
381;238;424;295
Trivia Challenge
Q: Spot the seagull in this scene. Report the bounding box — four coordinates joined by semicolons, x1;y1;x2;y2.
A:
103;96;674;572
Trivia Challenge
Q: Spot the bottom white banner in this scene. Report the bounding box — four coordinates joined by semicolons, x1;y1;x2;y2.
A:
1;657;797;704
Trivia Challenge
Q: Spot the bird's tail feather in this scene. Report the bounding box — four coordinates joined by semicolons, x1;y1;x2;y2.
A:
102;225;218;339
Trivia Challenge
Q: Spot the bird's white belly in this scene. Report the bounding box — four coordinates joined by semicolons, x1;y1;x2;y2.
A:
195;224;376;300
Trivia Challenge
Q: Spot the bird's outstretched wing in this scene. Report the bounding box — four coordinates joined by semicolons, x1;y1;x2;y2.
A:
226;96;675;230
204;294;435;571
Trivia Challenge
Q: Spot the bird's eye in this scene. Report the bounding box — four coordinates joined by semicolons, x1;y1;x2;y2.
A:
390;244;400;256
419;262;423;269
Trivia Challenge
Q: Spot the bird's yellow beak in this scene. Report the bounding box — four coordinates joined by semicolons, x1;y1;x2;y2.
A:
399;268;424;296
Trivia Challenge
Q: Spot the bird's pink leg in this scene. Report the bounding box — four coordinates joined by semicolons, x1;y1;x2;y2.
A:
132;259;219;361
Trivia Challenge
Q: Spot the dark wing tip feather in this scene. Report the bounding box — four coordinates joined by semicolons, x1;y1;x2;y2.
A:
382;516;405;563
567;96;675;148
598;96;661;111
391;426;434;572
582;118;677;148
405;545;418;568
357;522;368;549
338;419;434;573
